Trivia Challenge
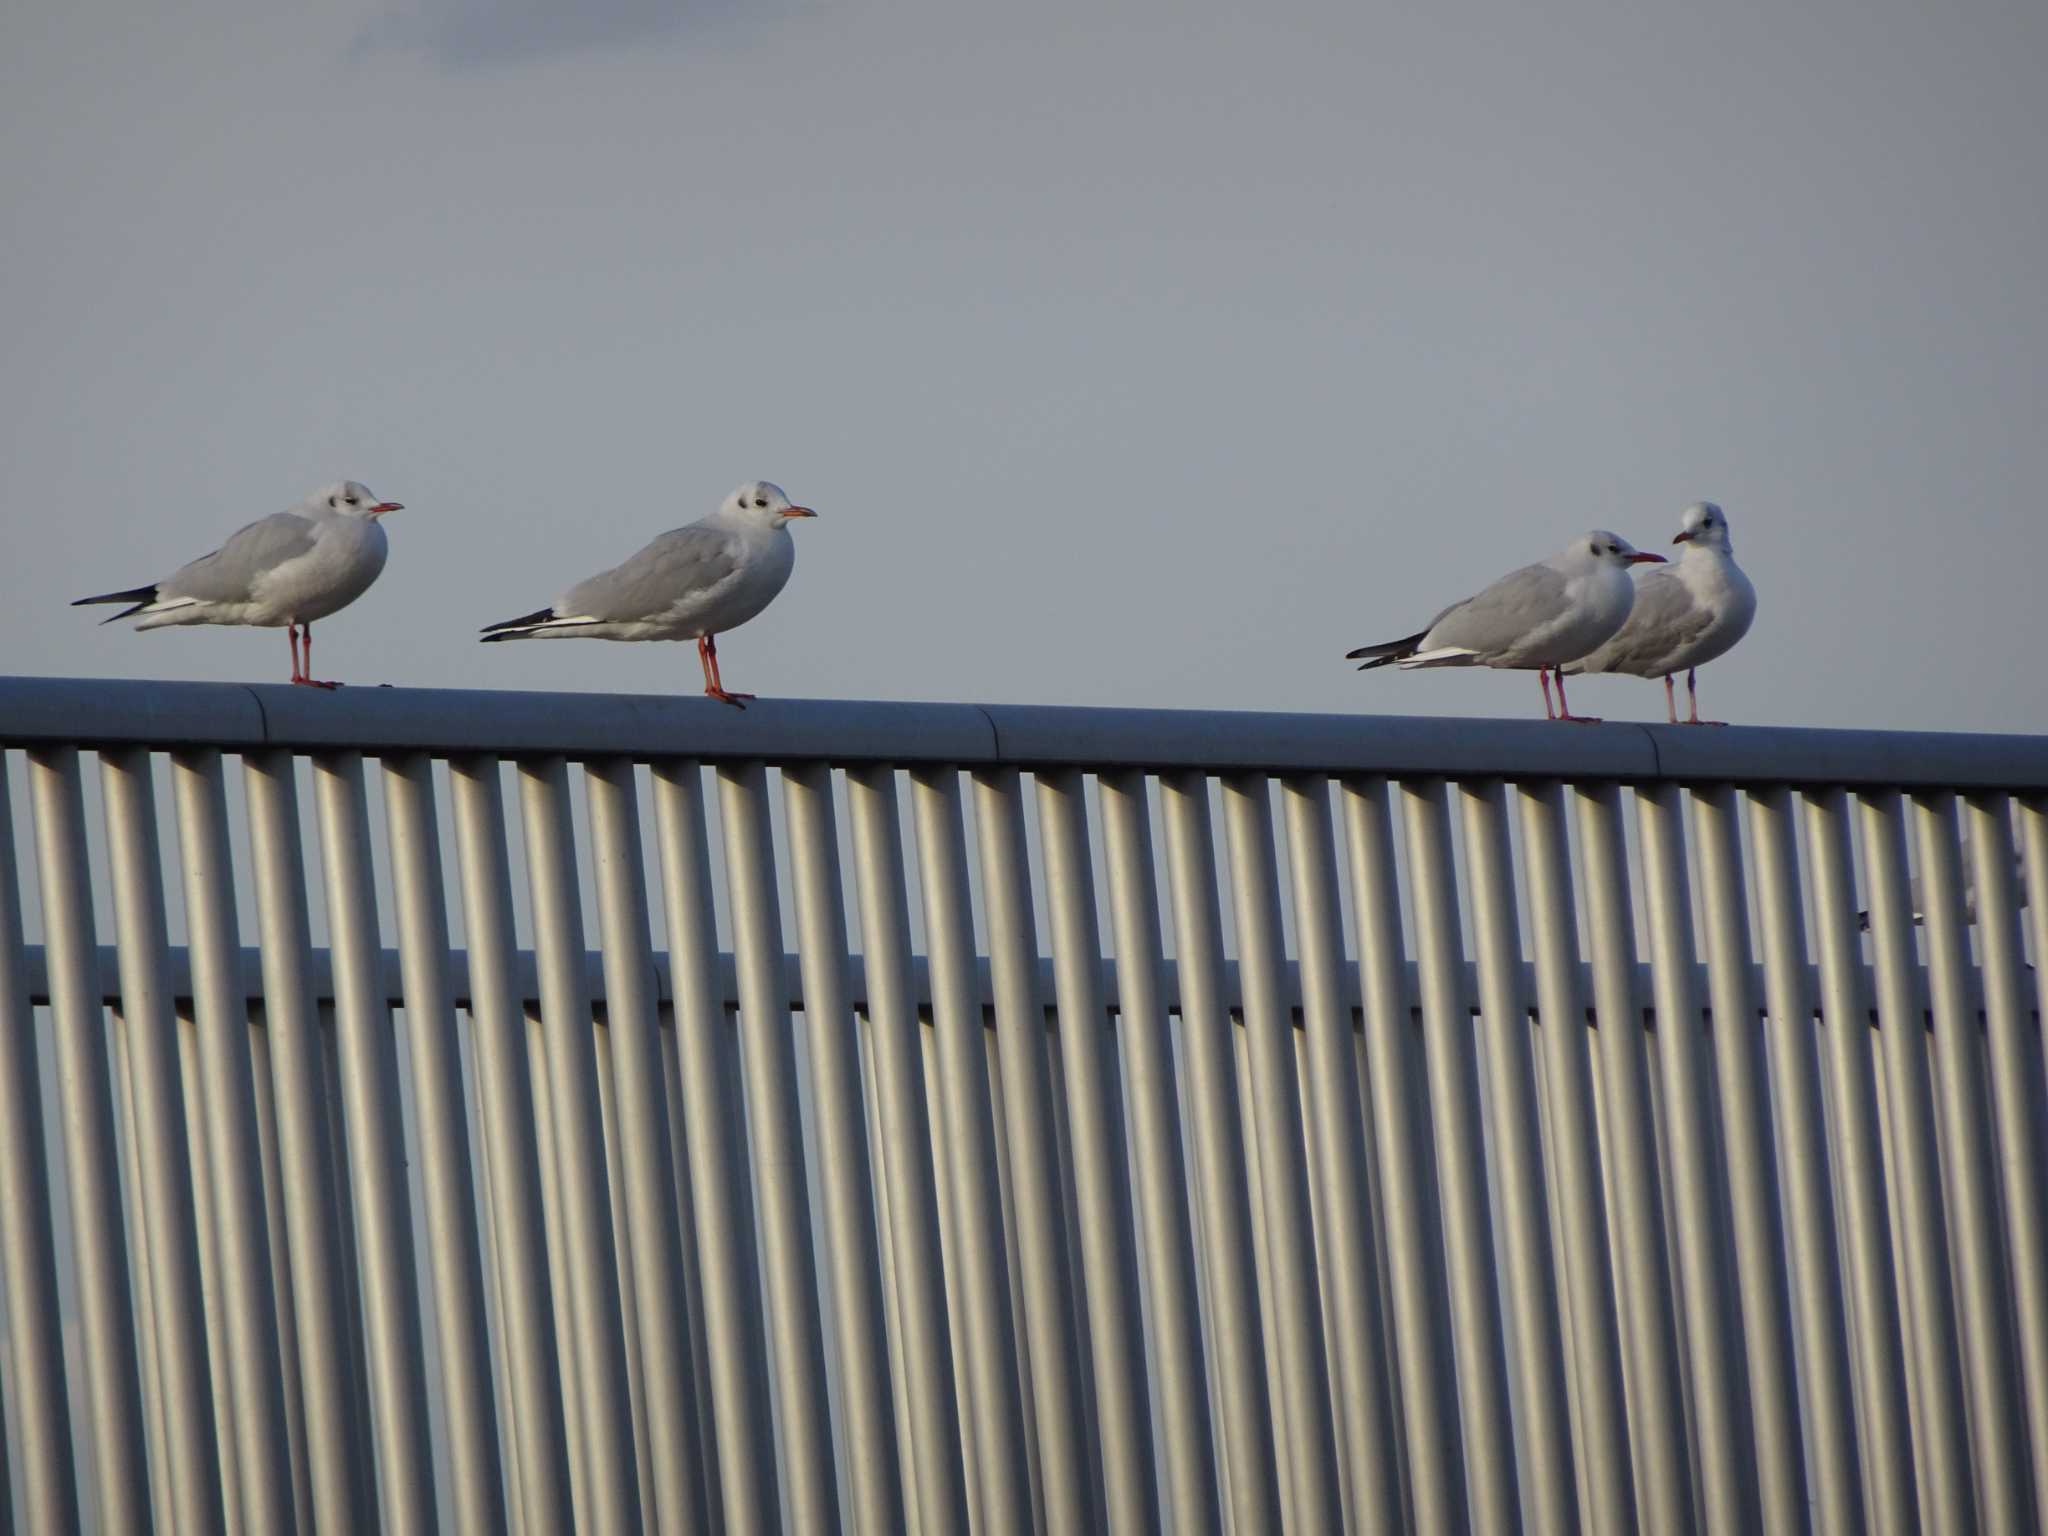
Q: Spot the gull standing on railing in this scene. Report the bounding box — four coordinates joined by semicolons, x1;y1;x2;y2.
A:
72;480;402;687
1560;501;1756;724
480;480;817;708
1345;530;1664;721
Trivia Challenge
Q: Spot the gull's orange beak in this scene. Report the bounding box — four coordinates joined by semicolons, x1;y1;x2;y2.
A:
783;506;818;518
1671;530;1692;544
369;502;404;516
1629;551;1666;564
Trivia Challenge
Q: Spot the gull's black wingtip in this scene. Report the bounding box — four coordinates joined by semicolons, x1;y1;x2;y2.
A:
479;606;554;637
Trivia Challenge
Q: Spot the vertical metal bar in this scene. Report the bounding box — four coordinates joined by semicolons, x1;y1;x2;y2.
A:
175;1002;245;1536
585;756;710;1536
782;762;907;1536
976;981;1050;1536
446;757;575;1532
1746;789;1865;1536
524;1006;591;1523
1457;779;1579;1536
1856;790;1976;1531
715;761;842;1532
0;755;82;1536
909;767;1035;1524
1221;773;1346;1532
968;765;1094;1534
243;749;371;1533
1034;768;1163;1535
312;752;440;1533
463;1018;530;1536
1574;782;1694;1535
515;756;643;1533
319;1017;381;1522
1396;776;1522;1534
1280;774;1405;1534
589;1007;661;1530
1688;787;1809;1534
854;1007;924;1532
381;754;509;1536
657;1004;728;1529
1345;780;1467;1531
1099;769;1223;1536
845;765;973;1534
2024;797;2048;1042
26;747;153;1533
1513;781;1635;1535
1978;796;2048;1517
1912;793;2032;1529
650;760;781;1533
1634;784;1764;1533
1157;771;1284;1534
244;1004;316;1532
100;748;225;1532
109;1002;178;1535
1801;791;1915;1535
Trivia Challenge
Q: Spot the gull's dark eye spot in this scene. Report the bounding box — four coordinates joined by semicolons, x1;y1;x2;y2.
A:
754;497;767;508
1588;542;1599;557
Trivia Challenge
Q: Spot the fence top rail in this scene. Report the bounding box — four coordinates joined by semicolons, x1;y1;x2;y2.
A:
3;675;2045;790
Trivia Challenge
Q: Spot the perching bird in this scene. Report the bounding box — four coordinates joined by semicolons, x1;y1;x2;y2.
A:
1560;501;1756;724
480;480;817;708
1346;531;1665;721
72;480;402;687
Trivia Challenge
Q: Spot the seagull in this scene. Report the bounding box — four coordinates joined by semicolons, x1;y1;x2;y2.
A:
480;480;817;708
1346;531;1665;721
1559;502;1756;724
72;480;402;688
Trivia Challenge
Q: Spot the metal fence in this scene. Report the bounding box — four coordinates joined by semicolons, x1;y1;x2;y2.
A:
2;675;2046;1535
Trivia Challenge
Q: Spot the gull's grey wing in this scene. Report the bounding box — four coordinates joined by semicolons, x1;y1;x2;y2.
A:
559;524;742;621
1582;572;1711;672
160;512;321;603
1425;563;1569;654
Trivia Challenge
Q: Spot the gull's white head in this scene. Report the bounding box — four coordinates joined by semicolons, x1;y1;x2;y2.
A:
1672;501;1732;553
314;480;403;518
1574;530;1665;570
722;480;818;530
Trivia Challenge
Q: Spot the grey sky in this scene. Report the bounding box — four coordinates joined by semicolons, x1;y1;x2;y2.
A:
3;0;2043;731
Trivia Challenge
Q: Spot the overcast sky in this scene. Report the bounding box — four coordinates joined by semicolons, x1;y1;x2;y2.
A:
4;0;2043;733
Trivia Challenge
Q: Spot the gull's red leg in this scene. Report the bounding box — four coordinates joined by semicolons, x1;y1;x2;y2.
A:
700;633;753;709
294;621;340;689
1553;671;1602;724
1684;668;1725;726
1664;674;1678;724
1539;670;1557;720
286;624;303;683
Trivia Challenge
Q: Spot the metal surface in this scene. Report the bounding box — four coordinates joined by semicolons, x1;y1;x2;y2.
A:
447;756;575;1534
1455;779;1575;1536
913;766;1034;1527
1634;783;1759;1534
1399;777;1520;1536
98;748;224;1534
586;757;707;1536
0;756;81;1536
1221;773;1345;1532
8;673;2048;787
1745;789;1864;1536
516;757;642;1533
3;684;2045;1536
382;755;508;1536
27;746;153;1534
